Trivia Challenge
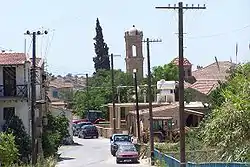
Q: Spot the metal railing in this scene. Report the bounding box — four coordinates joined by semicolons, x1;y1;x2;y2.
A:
0;84;28;98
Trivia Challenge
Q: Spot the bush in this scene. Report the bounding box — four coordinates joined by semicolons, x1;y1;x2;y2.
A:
0;132;19;166
3;115;31;163
42;113;69;158
13;157;57;167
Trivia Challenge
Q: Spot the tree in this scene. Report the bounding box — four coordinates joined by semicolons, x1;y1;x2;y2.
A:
93;18;110;72
3;115;31;163
42;113;69;158
201;62;250;162
73;69;133;119
0;132;18;166
152;63;178;84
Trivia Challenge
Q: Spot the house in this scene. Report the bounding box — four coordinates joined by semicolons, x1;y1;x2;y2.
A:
0;52;46;135
172;58;235;101
127;102;207;137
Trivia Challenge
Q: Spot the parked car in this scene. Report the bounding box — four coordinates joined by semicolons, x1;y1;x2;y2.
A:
73;122;92;136
116;142;139;164
110;134;132;156
78;125;99;139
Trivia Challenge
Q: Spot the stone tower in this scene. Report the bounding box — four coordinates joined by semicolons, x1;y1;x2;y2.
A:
125;25;144;81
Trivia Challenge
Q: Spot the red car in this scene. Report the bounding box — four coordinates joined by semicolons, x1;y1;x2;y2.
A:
73;119;89;124
116;142;139;164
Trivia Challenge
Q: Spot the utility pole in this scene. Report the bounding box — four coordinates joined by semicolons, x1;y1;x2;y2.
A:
142;38;162;165
25;30;48;165
110;53;121;134
155;2;206;167
133;69;140;143
85;73;89;119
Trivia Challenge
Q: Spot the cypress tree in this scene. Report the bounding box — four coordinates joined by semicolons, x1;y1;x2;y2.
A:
93;18;110;71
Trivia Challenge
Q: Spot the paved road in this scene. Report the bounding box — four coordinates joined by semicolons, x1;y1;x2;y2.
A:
56;137;150;167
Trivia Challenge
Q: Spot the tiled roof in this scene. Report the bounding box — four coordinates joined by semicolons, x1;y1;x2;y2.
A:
192;61;234;81
172;57;192;66
186;61;235;95
129;104;179;115
49;80;74;89
187;80;219;95
0;53;28;65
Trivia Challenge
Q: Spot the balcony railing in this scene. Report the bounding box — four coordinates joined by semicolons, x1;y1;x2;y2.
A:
0;85;28;98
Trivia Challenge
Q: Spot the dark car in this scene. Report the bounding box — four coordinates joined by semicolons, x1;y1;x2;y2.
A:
116;142;139;163
78;125;99;139
110;134;132;156
74;122;92;136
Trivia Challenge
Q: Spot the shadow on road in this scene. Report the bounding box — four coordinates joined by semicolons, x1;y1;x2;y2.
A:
58;157;75;162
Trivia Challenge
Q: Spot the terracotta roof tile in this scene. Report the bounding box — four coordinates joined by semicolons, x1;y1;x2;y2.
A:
188;80;219;95
0;53;28;65
193;61;234;81
49;80;74;89
172;57;192;66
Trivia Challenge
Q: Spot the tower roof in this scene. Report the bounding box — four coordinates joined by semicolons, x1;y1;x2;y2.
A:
127;25;142;36
171;57;192;66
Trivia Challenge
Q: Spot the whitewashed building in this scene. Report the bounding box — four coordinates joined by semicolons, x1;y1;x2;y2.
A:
0;52;46;134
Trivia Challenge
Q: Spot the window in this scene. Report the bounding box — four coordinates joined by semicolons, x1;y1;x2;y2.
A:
132;45;137;57
3;107;15;120
52;90;58;98
187;69;191;76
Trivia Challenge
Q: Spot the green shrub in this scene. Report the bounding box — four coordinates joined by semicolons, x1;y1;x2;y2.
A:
42;113;69;157
12;157;57;167
0;132;19;166
3;115;31;163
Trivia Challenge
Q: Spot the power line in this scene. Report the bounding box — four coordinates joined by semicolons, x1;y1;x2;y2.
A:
186;24;250;39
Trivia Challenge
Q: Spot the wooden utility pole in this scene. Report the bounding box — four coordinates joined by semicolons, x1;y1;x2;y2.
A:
133;69;140;143
110;53;121;134
155;2;206;167
142;38;162;165
25;30;48;165
85;73;89;119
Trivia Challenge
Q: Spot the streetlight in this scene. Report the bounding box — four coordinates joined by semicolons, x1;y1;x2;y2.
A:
133;69;141;143
24;30;48;165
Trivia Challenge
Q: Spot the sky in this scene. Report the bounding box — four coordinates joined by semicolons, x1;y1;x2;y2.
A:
0;0;249;76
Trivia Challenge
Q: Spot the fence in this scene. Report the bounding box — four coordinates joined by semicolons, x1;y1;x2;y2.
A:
154;149;250;167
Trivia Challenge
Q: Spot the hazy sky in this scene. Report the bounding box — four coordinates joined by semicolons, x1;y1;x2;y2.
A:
0;0;249;76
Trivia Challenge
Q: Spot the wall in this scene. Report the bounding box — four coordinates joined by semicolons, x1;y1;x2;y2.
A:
50;107;73;140
0;101;30;134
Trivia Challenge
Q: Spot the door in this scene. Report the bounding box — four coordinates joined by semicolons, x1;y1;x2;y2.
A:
3;67;16;96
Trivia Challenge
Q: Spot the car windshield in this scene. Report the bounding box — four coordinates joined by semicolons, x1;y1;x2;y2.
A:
119;145;136;152
76;122;92;128
83;125;97;130
114;135;131;142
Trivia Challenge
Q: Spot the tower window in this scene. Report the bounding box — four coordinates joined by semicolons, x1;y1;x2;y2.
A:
187;69;191;76
132;45;137;57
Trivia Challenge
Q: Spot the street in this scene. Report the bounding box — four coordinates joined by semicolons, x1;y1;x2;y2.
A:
56;137;150;167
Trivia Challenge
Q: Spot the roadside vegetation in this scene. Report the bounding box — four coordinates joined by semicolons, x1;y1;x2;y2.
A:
0;113;68;166
155;62;250;163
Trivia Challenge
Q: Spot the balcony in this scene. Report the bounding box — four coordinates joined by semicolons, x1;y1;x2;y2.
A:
0;85;28;98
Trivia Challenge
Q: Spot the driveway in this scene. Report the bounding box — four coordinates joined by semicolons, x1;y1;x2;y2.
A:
56;137;150;167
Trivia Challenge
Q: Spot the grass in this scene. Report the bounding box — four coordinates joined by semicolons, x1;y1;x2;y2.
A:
11;157;57;167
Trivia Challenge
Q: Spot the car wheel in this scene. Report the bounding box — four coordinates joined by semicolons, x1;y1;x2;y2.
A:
96;135;99;139
83;134;86;139
78;133;81;138
116;158;120;164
